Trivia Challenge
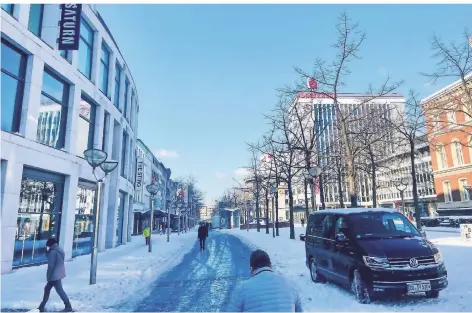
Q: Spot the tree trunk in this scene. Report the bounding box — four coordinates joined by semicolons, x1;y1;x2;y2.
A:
369;145;377;207
255;176;260;232
304;178;309;217
288;178;295;239
336;158;345;208
340;117;358;207
409;140;422;230
265;189;270;234
317;155;326;210
275;177;280;236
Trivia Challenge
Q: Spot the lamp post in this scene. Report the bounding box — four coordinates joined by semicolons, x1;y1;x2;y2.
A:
178;201;183;233
146;182;160;253
392;178;408;216
305;166;321;212
271;185;277;238
83;148;118;285
166;192;171;243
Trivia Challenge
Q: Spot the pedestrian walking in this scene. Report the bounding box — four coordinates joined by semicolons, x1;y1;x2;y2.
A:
143;226;150;245
226;249;302;312
198;223;207;251
38;238;73;312
301;218;305;228
206;222;209;237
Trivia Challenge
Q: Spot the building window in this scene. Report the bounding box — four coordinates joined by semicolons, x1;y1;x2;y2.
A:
14;168;64;267
124;78;129;119
436;145;447;169
99;43;110;95
28;4;44;36
114;64;121;109
448;111;456;126
121;131;128;177
443;181;453;203
130;90;135;128
1;40;26;133
76;97;96;158
36;70;69;149
102;112;109;152
78;18;93;79
452;140;464;166
459;179;470;202
1;4;14;14
73;182;95;257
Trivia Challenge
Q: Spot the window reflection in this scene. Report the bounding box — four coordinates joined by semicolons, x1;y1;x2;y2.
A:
14;175;63;267
37;71;69;149
1;40;26;133
73;184;95;257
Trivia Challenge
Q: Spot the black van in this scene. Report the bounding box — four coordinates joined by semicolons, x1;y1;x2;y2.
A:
305;208;448;303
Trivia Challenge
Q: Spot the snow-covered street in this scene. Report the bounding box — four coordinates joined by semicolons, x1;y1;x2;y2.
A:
2;226;471;312
231;227;472;312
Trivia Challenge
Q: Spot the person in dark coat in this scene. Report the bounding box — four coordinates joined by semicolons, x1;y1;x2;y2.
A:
38;238;73;312
198;223;207;251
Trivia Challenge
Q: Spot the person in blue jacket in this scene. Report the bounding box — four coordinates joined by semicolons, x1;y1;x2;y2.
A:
226;249;303;312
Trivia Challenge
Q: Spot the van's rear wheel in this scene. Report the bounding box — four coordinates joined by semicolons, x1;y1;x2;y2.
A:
309;259;322;283
351;269;371;304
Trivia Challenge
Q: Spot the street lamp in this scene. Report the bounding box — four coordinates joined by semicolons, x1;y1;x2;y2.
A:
305;166;321;212
392;178;408;216
146;182;160;253
166;192;172;242
271;185;277;238
83;148;118;285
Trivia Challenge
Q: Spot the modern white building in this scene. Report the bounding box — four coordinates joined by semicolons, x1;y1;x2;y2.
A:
295;92;405;208
376;135;437;216
1;4;138;273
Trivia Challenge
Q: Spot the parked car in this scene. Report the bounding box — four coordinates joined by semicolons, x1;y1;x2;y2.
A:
305;208;448;304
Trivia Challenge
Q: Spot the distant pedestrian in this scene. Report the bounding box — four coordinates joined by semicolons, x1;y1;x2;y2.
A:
226;249;302;312
198;223;207;251
206;222;209;237
143;226;150;245
301;218;305;228
38;238;73;312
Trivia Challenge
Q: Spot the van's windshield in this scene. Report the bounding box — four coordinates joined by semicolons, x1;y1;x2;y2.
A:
348;212;421;239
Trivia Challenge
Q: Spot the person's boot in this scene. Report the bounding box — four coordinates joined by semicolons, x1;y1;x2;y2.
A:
62;301;73;312
38;303;45;312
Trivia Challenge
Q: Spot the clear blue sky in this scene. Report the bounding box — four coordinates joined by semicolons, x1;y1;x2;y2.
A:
97;4;471;205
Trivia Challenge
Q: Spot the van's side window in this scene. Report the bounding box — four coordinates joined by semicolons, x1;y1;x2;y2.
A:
322;215;334;238
307;215;315;236
313;214;325;237
334;216;348;235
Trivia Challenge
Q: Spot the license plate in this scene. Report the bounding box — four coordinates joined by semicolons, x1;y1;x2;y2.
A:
407;281;431;293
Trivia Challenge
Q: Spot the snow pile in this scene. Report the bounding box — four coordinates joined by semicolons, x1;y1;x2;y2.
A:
1;232;197;312
230;227;472;311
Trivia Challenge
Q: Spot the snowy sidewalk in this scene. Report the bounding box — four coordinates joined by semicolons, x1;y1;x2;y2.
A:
1;232;196;312
230;227;472;311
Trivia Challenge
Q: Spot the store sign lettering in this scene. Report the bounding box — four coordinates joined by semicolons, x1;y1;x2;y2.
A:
298;92;333;99
58;4;82;50
135;158;143;191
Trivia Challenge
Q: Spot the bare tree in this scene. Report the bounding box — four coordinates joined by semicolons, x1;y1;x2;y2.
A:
382;90;429;230
246;143;263;232
282;13;403;208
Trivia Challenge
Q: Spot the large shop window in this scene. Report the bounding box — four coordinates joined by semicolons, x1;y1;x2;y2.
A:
114;63;121;109
14;168;64;267
100;43;110;95
73;181;96;257
36;70;69;149
78;18;94;79
28;4;44;36
1;40;26;133
1;4;14;15
76;96;96;157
